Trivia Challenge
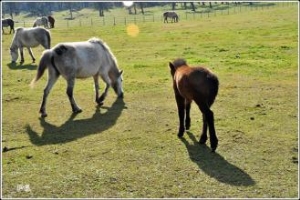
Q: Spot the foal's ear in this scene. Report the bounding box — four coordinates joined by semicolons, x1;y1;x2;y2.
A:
169;62;175;71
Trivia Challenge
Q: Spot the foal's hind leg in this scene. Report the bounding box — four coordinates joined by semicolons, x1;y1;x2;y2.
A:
199;114;208;144
175;94;186;138
66;78;82;114
185;101;191;130
196;100;218;152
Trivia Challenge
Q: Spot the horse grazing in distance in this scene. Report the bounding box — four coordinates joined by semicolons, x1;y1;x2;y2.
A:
169;58;219;152
10;27;51;63
48;16;55;28
2;18;15;34
30;38;124;118
163;11;179;23
33;17;49;28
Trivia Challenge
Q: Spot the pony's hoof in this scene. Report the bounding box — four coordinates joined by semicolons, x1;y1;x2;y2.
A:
98;96;105;103
73;109;82;114
210;140;218;152
177;132;184;138
96;99;104;106
185;124;190;130
41;113;48;118
199;136;207;144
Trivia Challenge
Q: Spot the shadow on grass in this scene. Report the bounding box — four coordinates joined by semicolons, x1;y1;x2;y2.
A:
7;62;37;70
25;98;125;145
180;131;255;186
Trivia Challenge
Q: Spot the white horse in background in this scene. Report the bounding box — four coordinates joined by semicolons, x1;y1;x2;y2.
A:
30;37;124;118
33;17;49;28
10;27;51;63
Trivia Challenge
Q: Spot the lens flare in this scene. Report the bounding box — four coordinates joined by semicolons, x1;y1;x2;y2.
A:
123;1;134;7
126;24;139;37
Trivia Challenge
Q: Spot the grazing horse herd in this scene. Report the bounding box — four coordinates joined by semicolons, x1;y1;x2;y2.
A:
4;11;219;152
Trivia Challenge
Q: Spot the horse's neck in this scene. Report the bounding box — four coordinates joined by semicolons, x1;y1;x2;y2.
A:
107;62;120;81
10;37;19;49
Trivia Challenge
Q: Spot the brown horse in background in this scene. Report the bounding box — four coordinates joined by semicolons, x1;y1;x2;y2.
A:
169;58;219;152
48;16;55;28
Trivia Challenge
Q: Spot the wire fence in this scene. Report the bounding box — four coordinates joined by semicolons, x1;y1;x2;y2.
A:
13;2;297;28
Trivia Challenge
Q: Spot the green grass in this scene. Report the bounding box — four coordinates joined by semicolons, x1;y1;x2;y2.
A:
1;4;298;198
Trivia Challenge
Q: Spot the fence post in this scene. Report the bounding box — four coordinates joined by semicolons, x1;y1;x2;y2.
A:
228;4;230;15
103;17;105;26
114;17;116;26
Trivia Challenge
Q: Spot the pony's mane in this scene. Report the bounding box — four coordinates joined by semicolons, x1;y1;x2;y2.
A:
88;37;119;74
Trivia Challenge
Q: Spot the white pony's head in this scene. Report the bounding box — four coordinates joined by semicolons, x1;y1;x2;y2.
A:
10;47;18;63
112;70;124;98
10;28;20;63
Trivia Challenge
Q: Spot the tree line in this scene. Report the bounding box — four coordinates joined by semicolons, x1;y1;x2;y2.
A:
2;2;256;19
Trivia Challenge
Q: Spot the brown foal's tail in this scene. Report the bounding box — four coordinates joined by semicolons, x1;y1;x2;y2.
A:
209;75;219;106
30;50;53;88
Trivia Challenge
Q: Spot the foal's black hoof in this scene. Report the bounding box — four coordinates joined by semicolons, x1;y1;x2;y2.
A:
98;96;105;103
177;132;184;138
96;101;104;106
199;138;207;144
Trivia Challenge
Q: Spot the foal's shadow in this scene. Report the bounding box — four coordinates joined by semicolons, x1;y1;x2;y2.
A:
26;98;126;146
7;62;37;70
180;132;255;186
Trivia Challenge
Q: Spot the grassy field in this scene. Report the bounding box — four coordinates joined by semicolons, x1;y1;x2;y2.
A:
1;3;299;198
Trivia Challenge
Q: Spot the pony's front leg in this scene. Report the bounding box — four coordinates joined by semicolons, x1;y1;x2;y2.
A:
66;79;82;114
175;94;185;138
93;75;103;106
27;47;36;63
98;83;110;103
19;47;24;63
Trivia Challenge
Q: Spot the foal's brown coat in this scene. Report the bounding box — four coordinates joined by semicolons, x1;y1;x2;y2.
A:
169;58;219;152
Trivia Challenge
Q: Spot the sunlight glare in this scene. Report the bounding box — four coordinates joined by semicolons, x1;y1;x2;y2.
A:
123;1;134;7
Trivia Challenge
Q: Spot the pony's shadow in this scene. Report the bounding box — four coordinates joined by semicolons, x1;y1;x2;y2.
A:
26;98;126;146
180;131;255;186
7;62;37;70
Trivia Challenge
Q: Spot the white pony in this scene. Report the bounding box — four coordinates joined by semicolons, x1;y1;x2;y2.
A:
10;27;51;63
33;17;49;28
30;38;124;118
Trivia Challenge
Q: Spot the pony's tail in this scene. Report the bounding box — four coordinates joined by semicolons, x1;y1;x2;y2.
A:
208;76;219;106
46;30;51;49
30;50;52;88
